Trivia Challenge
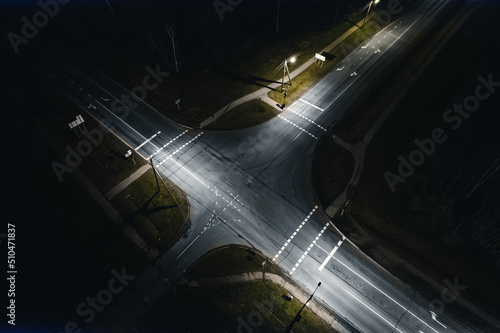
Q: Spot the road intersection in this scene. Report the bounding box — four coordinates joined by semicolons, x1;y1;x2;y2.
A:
22;0;490;331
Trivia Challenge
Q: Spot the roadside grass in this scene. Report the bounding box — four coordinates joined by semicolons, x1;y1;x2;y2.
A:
185;246;281;280
139;282;335;333
312;139;354;208
28;100;149;277
78;130;146;193
205;99;280;130
112;169;188;251
137;246;336;333
35;66;189;254
267;17;383;107
65;11;381;127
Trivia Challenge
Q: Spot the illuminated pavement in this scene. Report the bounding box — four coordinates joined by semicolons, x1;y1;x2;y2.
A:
23;0;491;332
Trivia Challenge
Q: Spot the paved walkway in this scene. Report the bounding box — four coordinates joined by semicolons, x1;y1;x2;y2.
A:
105;164;150;200
178;271;347;332
199;15;373;128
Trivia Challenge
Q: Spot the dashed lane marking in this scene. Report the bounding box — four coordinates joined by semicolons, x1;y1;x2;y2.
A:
278;115;317;140
272;206;318;262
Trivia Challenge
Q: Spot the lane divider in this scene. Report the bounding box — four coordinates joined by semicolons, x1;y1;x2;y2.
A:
299;98;325;112
318;235;345;271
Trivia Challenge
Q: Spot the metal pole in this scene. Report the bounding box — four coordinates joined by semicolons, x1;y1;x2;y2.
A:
286;61;292;86
362;0;373;29
282;59;286;92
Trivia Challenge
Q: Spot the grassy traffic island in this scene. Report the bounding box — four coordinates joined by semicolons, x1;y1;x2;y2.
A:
134;246;339;333
312;1;500;330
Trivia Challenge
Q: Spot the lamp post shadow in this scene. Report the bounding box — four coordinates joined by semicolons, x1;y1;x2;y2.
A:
284;282;321;332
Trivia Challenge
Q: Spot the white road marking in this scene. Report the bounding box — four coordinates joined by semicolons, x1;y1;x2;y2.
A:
166;158;207;186
148;130;189;159
429;311;447;329
177;235;200;259
272;206;318;262
299;98;325;112
278;115;317;140
156;132;204;167
290;221;329;275
332;255;439;333
135;131;161;151
318;235;345;271
288;108;327;131
338;283;404;333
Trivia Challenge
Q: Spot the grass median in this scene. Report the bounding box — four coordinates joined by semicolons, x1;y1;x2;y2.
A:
312;139;354;208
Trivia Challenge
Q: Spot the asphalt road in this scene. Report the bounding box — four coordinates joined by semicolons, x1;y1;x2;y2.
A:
20;0;491;332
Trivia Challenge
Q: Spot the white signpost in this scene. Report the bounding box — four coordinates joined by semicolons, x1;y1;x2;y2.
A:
315;53;326;61
68;114;87;137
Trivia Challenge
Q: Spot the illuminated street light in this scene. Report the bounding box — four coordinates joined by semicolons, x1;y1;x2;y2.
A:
362;0;380;29
281;56;296;92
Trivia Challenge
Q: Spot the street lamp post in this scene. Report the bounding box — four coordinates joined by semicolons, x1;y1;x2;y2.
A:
362;0;379;29
281;56;296;92
285;282;321;332
282;88;287;109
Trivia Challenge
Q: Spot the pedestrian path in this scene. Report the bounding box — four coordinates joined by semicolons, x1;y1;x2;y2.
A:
105;164;150;200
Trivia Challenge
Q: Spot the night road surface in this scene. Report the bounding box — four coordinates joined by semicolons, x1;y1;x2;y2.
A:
21;0;494;332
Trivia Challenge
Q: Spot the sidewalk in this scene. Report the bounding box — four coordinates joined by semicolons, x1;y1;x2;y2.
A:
199;15;373;128
105;164;150;200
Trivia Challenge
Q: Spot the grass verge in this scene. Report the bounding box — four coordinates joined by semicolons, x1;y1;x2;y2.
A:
267;16;383;107
112;169;189;252
205;99;280;130
136;246;337;333
185;246;281;280
63;10;385;127
33;65;189;254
